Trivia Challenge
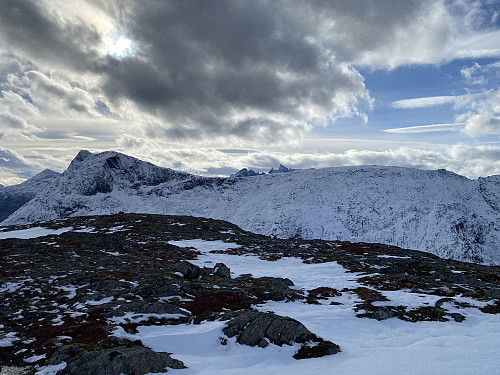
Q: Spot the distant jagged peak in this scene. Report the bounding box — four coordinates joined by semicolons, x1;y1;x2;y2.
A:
268;164;295;174
229;168;263;179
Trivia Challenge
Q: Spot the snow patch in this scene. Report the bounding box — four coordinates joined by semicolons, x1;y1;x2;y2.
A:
0;227;73;240
35;362;67;375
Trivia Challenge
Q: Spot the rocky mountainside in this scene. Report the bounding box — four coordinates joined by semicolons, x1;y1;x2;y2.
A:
0;169;60;222
2;150;499;264
0;214;499;374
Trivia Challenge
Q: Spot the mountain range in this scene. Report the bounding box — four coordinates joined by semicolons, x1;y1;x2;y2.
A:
2;150;499;264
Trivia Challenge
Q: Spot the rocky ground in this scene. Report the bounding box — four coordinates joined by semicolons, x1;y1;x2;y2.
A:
0;213;499;374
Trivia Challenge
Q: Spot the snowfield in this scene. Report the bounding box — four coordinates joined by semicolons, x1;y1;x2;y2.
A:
2;150;499;264
116;239;500;375
0;226;73;240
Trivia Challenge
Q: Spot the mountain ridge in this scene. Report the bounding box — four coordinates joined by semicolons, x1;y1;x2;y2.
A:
0;168;60;222
2;150;499;264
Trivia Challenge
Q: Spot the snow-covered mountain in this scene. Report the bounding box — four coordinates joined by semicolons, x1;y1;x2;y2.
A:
0;169;60;222
3;150;499;264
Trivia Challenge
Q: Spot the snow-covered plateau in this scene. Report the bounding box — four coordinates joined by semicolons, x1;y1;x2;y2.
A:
2;150;499;264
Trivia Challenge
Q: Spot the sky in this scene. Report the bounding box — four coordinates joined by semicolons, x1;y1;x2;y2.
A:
1;0;500;185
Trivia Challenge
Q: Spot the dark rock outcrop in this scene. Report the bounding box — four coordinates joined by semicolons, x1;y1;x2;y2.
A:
172;261;201;279
223;310;340;359
212;263;231;278
63;345;184;375
223;310;316;347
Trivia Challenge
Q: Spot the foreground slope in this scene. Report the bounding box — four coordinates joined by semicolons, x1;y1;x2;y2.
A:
0;169;60;222
0;214;499;374
3;150;499;264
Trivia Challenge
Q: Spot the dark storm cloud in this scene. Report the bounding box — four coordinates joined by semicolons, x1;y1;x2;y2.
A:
95;0;374;139
0;0;443;141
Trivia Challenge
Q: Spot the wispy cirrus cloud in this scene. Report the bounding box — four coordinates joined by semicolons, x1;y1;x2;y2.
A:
391;88;500;138
384;123;465;134
392;96;461;109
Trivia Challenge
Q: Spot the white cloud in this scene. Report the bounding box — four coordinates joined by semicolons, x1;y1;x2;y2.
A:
112;139;500;179
461;115;500;137
456;89;500;137
384;123;465;134
392;96;460;109
23;71;98;117
391;89;500;138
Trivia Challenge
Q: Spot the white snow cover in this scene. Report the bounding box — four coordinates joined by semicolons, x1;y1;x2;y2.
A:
114;239;500;375
0;226;73;240
3;150;500;264
0;332;18;347
34;362;67;375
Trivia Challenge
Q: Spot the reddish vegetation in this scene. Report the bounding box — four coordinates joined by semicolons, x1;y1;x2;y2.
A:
32;311;110;349
188;291;253;315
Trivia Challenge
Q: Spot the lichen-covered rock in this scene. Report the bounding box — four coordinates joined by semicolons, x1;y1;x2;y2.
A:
63;345;185;375
46;343;88;365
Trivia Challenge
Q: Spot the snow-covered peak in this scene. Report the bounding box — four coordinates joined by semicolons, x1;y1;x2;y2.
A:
58;150;195;196
7;169;60;194
0;168;60;222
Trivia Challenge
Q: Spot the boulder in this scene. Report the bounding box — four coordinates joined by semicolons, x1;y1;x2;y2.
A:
64;345;185;375
172;261;201;279
212;263;231;278
223;310;340;360
223;310;314;346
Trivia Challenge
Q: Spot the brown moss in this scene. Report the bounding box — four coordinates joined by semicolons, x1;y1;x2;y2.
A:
480;300;500;314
